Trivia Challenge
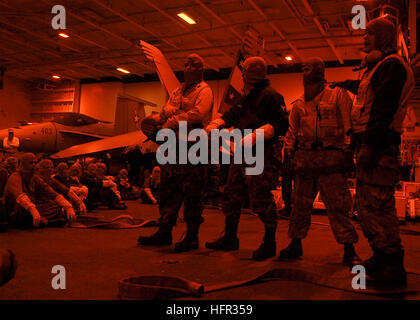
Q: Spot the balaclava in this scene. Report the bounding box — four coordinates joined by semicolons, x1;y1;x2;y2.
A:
363;17;397;67
118;169;128;179
242;56;267;93
366;17;396;53
184;54;204;90
69;164;82;178
96;163;106;178
302;57;326;101
37;159;54;181
87;163;97;176
19;153;36;176
56;162;69;178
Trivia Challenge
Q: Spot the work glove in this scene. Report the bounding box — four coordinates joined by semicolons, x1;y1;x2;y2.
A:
55;195;76;224
29;207;42;227
16;193;44;227
204;118;226;134
140;114;162;143
67;190;86;215
102;180;116;189
161;104;178;120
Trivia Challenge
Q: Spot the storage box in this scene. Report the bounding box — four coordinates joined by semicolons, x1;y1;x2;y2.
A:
403;182;420;199
395;196;407;222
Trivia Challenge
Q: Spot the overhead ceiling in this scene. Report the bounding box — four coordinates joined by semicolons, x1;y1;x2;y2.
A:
0;0;409;82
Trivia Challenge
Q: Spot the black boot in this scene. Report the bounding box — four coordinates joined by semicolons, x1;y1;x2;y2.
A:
278;239;303;260
364;249;407;288
137;224;172;246
0;249;17;287
205;216;239;251
253;225;277;261
278;206;292;218
342;243;362;268
174;223;199;252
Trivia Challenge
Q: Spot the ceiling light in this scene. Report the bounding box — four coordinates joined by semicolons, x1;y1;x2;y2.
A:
52;75;61;79
177;12;196;24
285;55;293;61
58;32;69;38
116;67;130;74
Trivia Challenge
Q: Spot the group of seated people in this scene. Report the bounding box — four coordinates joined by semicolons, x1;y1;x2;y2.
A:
0;152;161;230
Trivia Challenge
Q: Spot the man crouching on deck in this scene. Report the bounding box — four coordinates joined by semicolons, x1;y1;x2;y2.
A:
3;153;75;228
205;56;289;261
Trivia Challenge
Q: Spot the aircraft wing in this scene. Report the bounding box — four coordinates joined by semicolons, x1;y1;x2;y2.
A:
218;28;265;115
51;130;151;159
57;129;108;140
139;40;180;94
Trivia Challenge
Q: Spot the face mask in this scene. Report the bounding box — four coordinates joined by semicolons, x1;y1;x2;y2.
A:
302;58;325;101
184;54;204;88
242;56;267;88
366;17;396;54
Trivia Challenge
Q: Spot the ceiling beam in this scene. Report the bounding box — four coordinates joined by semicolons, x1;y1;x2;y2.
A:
300;0;344;64
89;0;180;50
0;17;83;54
0;30;102;80
36;0;154;75
194;0;243;40
281;0;305;27
78;63;123;79
246;0;304;63
141;0;229;71
193;0;278;67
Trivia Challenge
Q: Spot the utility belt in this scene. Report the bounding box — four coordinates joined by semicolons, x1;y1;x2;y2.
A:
293;148;346;177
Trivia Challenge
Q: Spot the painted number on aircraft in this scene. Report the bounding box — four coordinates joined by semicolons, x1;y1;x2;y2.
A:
40;128;53;135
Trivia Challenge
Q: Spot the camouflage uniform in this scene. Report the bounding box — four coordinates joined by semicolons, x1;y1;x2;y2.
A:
216;79;287;232
158;81;213;228
356;146;402;252
203;164;221;206
348;53;414;254
138;53;214;251
223;160;279;228
159;164;205;227
286;85;358;244
4;172;65;228
289;149;357;243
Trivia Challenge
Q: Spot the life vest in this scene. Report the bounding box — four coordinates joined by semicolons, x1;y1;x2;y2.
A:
352;54;415;134
166;81;214;127
290;86;350;149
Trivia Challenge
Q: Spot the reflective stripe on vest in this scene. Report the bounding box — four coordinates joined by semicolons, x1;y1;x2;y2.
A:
351;54;415;134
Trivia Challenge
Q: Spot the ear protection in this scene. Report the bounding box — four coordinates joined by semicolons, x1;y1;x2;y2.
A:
354;50;384;72
364;50;384;66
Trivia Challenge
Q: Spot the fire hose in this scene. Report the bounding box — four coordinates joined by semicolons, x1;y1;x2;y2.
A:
118;267;420;300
